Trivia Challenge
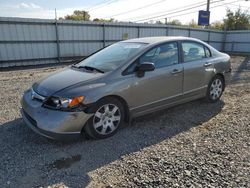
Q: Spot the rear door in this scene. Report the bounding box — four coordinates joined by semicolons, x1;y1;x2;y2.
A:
181;41;213;96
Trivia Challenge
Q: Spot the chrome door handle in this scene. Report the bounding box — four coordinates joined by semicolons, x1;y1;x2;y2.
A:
204;62;212;67
171;69;182;74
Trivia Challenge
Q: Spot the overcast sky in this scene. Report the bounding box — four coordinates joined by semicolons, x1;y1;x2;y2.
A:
0;0;249;24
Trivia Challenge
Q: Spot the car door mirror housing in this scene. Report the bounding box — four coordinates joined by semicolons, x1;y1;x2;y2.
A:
136;62;155;77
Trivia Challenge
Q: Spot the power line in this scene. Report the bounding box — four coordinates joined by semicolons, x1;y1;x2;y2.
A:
173;0;242;18
134;2;209;22
86;0;113;11
150;0;244;22
223;2;250;8
122;1;205;21
87;0;118;12
134;0;225;23
136;0;248;23
103;0;168;18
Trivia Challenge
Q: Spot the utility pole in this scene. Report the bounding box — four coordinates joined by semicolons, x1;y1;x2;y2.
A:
54;8;61;63
206;0;210;28
54;8;57;20
206;0;210;12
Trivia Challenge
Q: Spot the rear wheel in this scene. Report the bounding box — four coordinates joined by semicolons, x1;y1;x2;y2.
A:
84;97;124;139
206;75;224;103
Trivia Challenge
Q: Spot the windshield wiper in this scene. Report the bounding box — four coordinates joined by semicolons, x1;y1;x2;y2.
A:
71;65;104;73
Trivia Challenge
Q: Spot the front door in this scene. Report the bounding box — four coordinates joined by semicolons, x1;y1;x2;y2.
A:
127;42;183;115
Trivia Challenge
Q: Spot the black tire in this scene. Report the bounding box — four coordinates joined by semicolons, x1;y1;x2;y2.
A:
206;75;225;103
84;97;125;139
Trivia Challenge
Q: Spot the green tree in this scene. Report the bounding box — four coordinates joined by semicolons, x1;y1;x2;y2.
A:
188;19;199;28
168;19;182;26
224;8;250;30
93;18;115;22
155;20;164;24
210;21;224;30
64;10;90;21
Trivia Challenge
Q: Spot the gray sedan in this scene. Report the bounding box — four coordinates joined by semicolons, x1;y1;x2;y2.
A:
21;37;231;140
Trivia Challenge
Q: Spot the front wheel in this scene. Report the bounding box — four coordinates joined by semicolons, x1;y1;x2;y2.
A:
206;75;224;103
84;97;125;139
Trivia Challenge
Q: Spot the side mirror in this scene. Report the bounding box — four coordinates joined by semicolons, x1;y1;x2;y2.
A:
136;62;155;77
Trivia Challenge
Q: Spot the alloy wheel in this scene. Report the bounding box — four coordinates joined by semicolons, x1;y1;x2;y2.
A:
93;104;121;135
210;78;223;100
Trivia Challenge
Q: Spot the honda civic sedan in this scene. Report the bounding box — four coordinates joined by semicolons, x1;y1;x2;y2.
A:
21;36;231;140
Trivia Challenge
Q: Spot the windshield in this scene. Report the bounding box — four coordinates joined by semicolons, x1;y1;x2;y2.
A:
77;42;147;72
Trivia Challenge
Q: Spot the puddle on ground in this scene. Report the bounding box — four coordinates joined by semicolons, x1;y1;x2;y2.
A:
49;154;82;170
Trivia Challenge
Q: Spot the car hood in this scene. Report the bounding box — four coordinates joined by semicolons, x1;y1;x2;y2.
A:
32;67;105;96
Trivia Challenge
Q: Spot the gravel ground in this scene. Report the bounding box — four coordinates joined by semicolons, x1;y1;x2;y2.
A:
0;56;249;188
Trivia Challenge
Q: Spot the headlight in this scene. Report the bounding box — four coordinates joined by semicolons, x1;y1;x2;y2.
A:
44;96;85;110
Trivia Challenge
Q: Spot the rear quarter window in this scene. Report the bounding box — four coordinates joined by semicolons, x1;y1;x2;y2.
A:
205;46;212;57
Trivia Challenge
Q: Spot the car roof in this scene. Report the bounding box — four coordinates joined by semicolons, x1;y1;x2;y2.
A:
122;36;201;45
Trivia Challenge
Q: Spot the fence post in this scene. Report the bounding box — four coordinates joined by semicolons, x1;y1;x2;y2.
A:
208;30;211;44
222;31;227;52
137;26;140;38
231;41;235;52
103;23;106;48
166;26;169;36
55;19;61;63
188;28;191;37
222;24;227;52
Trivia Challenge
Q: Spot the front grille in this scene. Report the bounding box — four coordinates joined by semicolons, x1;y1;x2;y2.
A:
23;110;37;127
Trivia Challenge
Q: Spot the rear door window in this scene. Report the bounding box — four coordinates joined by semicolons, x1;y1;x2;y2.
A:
181;42;206;62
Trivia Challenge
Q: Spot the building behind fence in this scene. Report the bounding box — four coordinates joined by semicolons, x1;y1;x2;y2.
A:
0;17;249;67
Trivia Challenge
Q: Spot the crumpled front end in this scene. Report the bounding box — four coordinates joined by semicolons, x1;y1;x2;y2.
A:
21;89;92;140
